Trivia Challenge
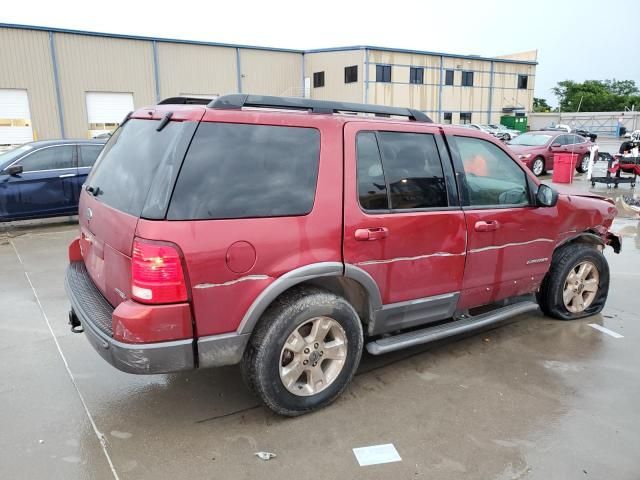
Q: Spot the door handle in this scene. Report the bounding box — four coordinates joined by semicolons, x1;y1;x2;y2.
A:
59;173;77;178
355;227;389;241
474;220;500;232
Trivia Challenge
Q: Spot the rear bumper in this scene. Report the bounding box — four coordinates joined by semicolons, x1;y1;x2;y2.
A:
65;262;195;374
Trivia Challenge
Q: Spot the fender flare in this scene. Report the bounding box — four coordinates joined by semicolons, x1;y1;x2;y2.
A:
236;262;382;335
555;231;605;252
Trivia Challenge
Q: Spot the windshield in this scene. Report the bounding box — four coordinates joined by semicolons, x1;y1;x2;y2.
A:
0;144;33;168
508;133;551;146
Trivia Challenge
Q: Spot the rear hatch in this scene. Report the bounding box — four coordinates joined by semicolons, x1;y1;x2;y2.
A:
79;106;204;307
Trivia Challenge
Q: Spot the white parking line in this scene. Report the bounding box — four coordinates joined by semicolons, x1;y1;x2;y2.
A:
588;323;624;339
9;240;120;480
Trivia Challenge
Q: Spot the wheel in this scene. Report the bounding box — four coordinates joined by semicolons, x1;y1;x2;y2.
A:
576;153;590;173
503;133;511;141
531;157;545;177
537;244;609;320
241;286;363;416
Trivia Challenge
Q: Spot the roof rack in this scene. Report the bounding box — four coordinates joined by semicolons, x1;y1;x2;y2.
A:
158;96;212;105
209;94;432;122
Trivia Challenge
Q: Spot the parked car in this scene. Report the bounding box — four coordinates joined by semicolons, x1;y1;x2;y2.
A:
542;125;598;143
488;124;520;141
65;95;620;416
507;131;595;176
0;139;106;222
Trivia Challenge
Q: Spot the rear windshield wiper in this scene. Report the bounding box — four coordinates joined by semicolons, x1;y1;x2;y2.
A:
156;112;173;132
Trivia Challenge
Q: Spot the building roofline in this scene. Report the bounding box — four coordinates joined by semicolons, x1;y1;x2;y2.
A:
0;23;304;53
305;45;537;65
0;23;537;65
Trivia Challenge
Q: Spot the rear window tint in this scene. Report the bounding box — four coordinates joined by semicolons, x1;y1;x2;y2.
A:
167;123;320;220
87;119;190;216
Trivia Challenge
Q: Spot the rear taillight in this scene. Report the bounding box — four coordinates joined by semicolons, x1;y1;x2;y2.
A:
131;238;187;304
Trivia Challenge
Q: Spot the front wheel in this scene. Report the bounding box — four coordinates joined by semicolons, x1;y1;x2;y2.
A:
241;286;363;416
532;157;545;177
537;244;609;320
503;133;511;141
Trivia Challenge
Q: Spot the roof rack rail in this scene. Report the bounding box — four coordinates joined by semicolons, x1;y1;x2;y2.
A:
209;94;432;122
158;96;213;105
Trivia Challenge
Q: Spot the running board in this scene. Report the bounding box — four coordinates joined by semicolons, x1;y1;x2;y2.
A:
366;301;539;355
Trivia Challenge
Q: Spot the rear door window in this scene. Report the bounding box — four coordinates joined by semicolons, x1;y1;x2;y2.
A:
377;132;448;209
168;123;321;220
78;144;104;167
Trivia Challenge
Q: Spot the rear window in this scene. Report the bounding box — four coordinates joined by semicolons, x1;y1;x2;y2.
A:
87;119;191;216
167;123;320;220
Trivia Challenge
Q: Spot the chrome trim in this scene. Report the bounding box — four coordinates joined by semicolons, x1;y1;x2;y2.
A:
4;143;84;173
468;238;554;254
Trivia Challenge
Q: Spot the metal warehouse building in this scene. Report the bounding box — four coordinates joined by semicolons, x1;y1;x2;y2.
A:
0;23;537;144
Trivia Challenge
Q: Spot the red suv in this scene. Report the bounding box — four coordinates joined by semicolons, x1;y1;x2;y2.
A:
65;95;621;416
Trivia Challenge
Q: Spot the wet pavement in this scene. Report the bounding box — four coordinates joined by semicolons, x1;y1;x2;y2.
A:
1;146;639;479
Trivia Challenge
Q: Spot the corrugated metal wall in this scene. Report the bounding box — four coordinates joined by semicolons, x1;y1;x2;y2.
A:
306;50;363;102
54;33;156;138
0;26;537;140
240;49;302;96
0;28;60;139
157;42;237;99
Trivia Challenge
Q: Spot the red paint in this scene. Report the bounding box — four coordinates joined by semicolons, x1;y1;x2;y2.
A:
68;105;618;348
225;241;257;274
507;130;594;173
112;300;192;343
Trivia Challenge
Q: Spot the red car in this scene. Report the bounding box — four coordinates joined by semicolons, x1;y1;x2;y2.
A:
507;131;595;177
65;95;620;416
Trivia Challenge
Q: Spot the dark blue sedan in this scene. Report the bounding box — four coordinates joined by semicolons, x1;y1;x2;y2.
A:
0;139;106;222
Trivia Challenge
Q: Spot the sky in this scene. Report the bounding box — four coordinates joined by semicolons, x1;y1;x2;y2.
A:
2;0;639;107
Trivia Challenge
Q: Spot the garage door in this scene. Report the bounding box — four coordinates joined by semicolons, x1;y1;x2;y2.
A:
86;92;134;138
0;89;34;146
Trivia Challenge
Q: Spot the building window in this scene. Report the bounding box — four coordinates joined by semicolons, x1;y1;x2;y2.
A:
445;70;454;86
518;74;528;89
443;112;452;124
376;65;392;83
344;65;358;84
460;112;472;124
313;71;325;88
409;67;424;85
461;71;474;87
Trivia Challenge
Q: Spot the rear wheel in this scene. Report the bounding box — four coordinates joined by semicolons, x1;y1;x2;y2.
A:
537;244;609;320
241;286;363;416
503;133;511;141
576;153;590;173
532;157;545;176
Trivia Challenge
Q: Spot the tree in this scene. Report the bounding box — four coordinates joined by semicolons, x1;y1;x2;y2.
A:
533;97;552;112
552;79;640;112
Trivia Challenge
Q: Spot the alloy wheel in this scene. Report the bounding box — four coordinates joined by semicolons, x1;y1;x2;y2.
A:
533;158;544;176
279;316;348;396
563;261;599;313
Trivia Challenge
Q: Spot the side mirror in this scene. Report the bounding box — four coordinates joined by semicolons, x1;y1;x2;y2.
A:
550;143;561;149
5;165;23;176
536;183;558;207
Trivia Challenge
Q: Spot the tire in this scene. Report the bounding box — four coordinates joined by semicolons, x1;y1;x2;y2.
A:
532;157;545;177
241;286;363;416
503;133;511;141
537;243;609;320
576;153;590;173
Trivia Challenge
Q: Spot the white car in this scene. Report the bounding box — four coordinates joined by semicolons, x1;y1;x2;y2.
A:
488;124;521;141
